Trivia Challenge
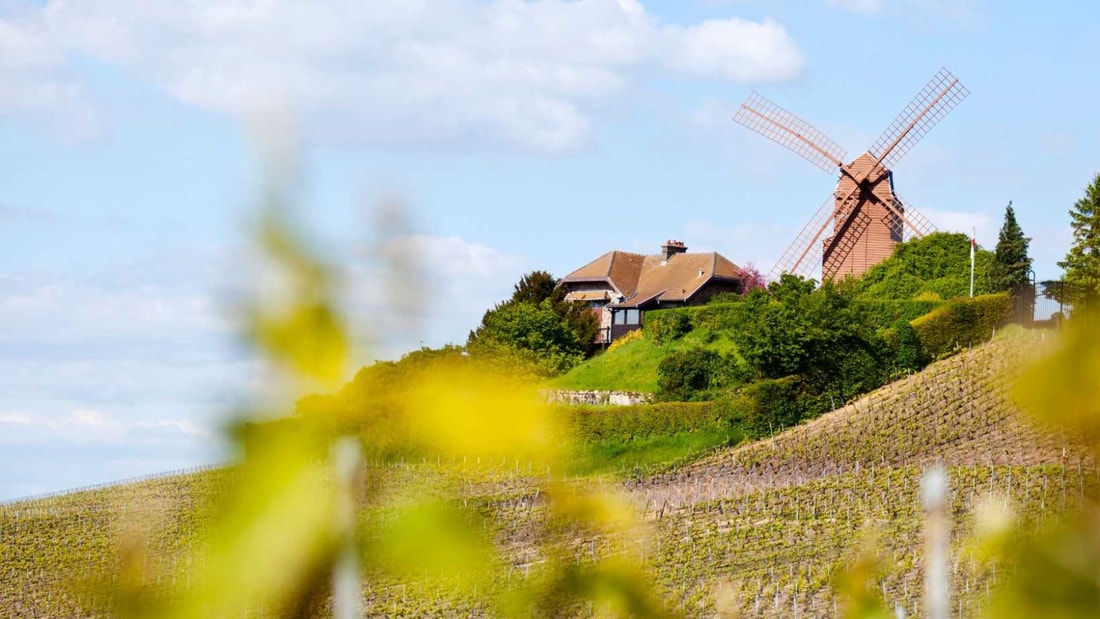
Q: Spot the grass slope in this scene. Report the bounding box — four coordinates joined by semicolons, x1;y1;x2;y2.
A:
548;327;738;392
568;428;744;477
1;330;1091;617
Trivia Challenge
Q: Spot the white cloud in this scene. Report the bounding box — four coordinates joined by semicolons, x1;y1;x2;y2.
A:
0;0;805;151
0;273;229;346
0;408;212;446
663;18;803;82
0;413;31;425
0;407;220;500
69;408;116;428
401;233;524;278
347;233;525;358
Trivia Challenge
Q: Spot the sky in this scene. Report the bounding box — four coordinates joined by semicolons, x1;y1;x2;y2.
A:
2;0;1097;500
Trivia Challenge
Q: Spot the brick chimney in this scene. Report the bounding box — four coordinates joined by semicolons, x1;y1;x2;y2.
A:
661;239;687;262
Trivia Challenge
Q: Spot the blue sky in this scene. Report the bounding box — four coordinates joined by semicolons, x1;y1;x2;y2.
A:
1;0;1097;499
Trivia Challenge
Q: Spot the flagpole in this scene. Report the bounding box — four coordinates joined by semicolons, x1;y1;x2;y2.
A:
969;227;975;298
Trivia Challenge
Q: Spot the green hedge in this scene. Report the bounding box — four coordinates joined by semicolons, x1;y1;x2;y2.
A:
643;309;692;344
564;401;730;442
853;299;944;328
688;303;744;331
910;292;1013;358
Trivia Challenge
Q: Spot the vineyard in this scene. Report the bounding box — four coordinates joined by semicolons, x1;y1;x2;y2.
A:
1;329;1091;617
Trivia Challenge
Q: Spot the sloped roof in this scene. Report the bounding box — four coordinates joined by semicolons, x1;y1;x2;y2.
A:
561;248;741;307
560;250;646;297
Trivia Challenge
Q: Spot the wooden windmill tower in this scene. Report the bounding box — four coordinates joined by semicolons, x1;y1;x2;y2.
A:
733;68;968;281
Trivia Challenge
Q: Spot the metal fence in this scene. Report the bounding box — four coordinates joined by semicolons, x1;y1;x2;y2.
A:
1027;278;1079;328
1008;275;1073;328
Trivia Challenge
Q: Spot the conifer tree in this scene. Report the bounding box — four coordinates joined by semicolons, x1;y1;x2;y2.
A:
1058;173;1100;307
987;202;1032;293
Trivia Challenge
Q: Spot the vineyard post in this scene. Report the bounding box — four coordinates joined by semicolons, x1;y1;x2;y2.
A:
921;467;950;619
332;437;363;619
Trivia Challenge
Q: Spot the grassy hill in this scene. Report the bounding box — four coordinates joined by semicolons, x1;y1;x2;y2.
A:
547;327;738;393
1;329;1090;617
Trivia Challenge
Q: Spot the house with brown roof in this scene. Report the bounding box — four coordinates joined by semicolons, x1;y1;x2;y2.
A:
559;240;744;343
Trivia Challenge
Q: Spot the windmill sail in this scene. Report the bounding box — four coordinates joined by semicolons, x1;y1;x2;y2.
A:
869;68;969;170
733;92;847;174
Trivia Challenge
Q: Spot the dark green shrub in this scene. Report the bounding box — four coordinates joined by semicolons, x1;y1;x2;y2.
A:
739;376;806;435
654;347;748;401
656;348;719;401
886;319;930;373
644;309;692;344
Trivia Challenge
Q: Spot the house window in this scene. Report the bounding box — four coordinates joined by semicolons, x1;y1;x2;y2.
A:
613;310;626;325
625;309;640;325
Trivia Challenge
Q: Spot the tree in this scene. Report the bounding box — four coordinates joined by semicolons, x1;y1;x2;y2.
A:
891;319;930;374
1058;173;1100;307
509;270;558;305
1039;279;1083;306
731;276;816;379
490;270;599;352
732;275;887;403
553;295;600;349
738;263;768;294
466;299;584;377
467;269;599;377
854;232;994;300
987;202;1033;294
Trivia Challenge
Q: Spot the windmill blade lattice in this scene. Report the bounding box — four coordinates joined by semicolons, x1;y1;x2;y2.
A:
888;195;937;240
734;92;847;175
767;194;835;281
869;68;969;170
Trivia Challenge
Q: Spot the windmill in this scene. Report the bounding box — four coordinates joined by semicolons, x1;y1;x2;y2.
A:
733;68;968;281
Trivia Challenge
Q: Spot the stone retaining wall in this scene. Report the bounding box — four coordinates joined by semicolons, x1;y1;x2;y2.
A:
541;390;652;406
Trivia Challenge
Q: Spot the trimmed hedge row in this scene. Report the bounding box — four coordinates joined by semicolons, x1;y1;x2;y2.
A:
688;303;744;332
911;292;1013;358
643;309;692;344
562;381;823;444
853;299;944;327
563;401;728;442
